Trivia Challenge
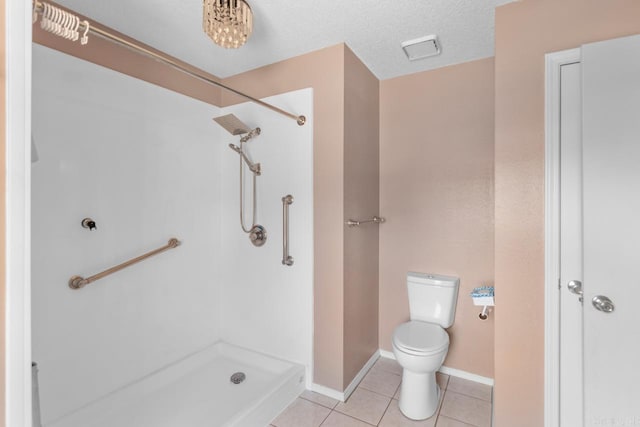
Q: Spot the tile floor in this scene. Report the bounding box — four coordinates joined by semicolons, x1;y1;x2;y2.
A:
270;358;493;427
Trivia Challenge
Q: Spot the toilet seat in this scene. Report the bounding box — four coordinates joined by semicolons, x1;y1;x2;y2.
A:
393;321;449;356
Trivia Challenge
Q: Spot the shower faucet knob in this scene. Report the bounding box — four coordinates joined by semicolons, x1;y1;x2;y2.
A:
81;218;97;231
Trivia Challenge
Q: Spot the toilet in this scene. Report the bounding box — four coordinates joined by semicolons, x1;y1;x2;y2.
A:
392;272;459;420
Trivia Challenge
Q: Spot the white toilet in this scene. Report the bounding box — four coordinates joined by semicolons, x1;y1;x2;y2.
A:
392;272;459;420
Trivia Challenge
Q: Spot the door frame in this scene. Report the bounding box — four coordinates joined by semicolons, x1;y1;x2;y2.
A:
544;47;581;427
5;0;33;426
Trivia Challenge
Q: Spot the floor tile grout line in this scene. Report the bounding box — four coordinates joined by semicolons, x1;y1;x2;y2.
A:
375;394;395;426
282;385;491;427
289;374;491;427
353;382;400;400
446;379;493;402
442;387;493;403
320;409;377;427
298;394;338;410
432;387;448;427
332;385;393;426
438;388;490;427
435;415;477;427
370;366;403;376
357;383;400;400
316;405;333;427
343;411;377;426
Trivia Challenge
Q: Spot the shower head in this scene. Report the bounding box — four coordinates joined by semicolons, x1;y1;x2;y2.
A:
213;114;251;136
228;144;261;176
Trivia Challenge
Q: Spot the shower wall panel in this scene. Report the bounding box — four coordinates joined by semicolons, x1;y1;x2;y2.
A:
31;45;223;424
219;89;314;384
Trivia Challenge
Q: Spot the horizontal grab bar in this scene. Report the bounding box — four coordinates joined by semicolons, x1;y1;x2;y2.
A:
69;238;181;289
345;216;386;227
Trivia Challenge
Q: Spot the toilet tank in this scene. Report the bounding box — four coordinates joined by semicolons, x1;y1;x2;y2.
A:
407;272;460;328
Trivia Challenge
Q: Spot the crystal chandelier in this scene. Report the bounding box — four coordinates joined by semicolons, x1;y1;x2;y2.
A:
203;0;253;49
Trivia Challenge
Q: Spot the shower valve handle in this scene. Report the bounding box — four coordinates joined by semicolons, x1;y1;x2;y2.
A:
81;218;97;231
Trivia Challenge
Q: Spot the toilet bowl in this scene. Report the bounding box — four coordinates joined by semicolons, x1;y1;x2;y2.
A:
392;320;449;420
392;272;459;420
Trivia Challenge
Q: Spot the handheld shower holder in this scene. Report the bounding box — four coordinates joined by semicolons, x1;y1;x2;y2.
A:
240;127;261;143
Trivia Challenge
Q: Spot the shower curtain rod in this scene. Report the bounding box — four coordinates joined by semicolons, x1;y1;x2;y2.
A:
32;0;307;126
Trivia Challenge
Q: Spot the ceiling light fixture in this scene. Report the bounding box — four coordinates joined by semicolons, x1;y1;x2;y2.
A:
203;0;253;49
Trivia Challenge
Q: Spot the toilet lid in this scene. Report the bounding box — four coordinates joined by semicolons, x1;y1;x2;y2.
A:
393;321;449;355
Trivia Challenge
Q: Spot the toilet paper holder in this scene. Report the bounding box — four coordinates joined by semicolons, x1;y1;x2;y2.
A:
471;286;495;320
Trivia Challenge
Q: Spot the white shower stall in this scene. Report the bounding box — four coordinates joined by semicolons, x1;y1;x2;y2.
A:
31;44;313;427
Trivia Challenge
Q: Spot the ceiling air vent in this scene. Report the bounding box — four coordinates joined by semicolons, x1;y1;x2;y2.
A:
401;35;441;61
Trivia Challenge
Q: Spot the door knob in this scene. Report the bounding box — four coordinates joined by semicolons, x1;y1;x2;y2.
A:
567;280;583;295
592;295;615;313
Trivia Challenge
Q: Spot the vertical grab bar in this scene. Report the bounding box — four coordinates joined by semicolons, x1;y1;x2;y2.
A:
282;195;294;266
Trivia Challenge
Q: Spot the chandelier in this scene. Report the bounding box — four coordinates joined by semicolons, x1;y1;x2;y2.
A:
203;0;253;49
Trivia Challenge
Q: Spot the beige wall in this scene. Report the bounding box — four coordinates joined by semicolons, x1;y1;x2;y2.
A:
222;45;348;390
494;1;640;425
379;58;495;378
343;48;380;389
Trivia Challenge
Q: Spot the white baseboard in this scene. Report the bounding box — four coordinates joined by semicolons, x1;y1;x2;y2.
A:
343;350;380;399
309;347;495;404
438;366;494;386
378;350;494;386
308;383;345;402
310;350;380;402
379;349;395;360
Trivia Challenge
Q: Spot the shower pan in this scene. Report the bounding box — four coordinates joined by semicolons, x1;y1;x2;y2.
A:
214;114;267;247
48;343;304;427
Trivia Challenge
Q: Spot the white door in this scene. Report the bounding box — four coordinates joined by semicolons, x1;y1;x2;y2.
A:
559;34;640;427
581;34;640;426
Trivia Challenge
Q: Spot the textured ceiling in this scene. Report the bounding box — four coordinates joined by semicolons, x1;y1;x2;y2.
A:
54;0;515;80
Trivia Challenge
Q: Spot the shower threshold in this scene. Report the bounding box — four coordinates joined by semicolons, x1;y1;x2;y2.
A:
49;342;305;427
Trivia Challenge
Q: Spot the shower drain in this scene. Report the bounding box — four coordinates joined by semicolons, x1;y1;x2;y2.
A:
230;372;246;384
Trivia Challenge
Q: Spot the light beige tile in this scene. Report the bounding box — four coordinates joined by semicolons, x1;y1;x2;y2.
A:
272;398;331;427
320;411;373;427
335;387;391;425
435;416;475;426
378;399;437;427
439;391;492;427
446;377;491;402
359;366;402;397
374;357;404;376
301;390;340;409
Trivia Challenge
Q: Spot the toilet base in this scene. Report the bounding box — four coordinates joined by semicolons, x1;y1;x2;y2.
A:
398;370;440;420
